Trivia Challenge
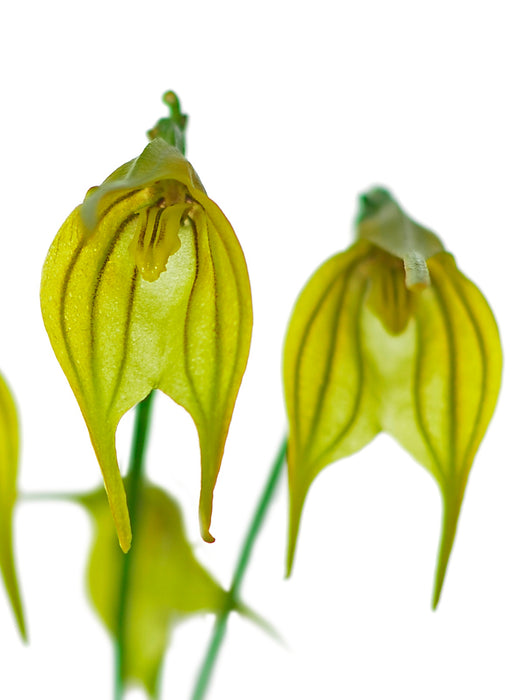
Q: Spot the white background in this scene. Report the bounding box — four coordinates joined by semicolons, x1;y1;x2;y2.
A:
1;1;524;698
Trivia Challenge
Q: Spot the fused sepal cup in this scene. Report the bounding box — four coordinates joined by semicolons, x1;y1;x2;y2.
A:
283;188;502;607
41;138;253;552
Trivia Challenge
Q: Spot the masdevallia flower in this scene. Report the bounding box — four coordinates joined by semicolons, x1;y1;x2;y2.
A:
41;137;252;552
284;188;502;607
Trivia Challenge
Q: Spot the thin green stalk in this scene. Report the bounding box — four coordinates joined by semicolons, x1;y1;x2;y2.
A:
191;437;288;700
114;391;155;700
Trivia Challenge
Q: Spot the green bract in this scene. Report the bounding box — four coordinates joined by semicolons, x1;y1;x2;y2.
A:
41;138;252;552
284;188;502;607
0;371;26;638
80;482;251;697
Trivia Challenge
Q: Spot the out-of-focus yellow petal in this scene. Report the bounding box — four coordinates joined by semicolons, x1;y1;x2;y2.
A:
0;372;26;639
40;139;252;551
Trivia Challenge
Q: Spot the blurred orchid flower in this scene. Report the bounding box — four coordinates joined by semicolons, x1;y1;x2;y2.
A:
80;482;267;698
284;188;502;606
41;136;252;552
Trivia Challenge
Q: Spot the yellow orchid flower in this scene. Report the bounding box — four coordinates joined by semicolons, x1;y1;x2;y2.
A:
41;136;252;552
284;188;502;607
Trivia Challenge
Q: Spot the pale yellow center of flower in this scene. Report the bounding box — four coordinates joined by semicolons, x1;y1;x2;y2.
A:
130;180;199;282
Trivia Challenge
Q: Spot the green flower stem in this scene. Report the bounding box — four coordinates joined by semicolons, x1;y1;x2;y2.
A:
191;437;288;700
114;391;155;700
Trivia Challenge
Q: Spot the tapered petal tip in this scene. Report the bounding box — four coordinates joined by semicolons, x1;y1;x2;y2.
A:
431;564;447;610
201;529;216;544
198;500;215;543
285;489;305;578
114;509;132;552
119;534;132;553
285;547;295;579
8;590;27;642
285;514;298;577
16;612;28;643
